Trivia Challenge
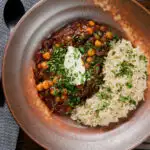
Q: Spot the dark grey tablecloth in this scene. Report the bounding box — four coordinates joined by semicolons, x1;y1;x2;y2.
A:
0;0;149;150
0;1;39;150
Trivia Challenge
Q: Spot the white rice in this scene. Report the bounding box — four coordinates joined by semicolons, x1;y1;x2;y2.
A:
71;39;148;127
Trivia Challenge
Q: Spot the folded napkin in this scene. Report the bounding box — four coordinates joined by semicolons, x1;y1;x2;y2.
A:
0;0;149;150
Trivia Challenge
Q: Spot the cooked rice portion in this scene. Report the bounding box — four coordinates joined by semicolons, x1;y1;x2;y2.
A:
71;39;148;126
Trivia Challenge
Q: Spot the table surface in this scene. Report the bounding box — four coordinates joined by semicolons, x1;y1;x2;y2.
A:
15;1;150;150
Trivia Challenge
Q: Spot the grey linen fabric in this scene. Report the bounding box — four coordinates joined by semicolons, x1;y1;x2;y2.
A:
0;0;39;150
0;0;149;150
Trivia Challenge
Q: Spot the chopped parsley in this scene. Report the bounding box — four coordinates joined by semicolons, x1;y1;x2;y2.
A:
84;42;93;50
106;87;112;92
119;96;130;102
126;82;132;89
113;35;119;41
99;101;109;110
115;61;134;77
72;35;84;43
68;97;81;108
119;96;136;105
97;92;110;100
47;47;67;73
139;55;147;63
79;47;85;54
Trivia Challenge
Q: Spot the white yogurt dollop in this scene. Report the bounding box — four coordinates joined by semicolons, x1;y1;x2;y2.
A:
64;46;86;85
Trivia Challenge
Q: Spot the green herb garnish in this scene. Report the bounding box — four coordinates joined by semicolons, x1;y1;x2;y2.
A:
99;101;109;110
116;61;134;78
97;92;110;99
68;97;81;107
79;47;85;54
139;55;147;63
47;47;67;73
106;87;112;92
119;96;136;105
113;35;119;41
126;82;132;89
119;96;130;102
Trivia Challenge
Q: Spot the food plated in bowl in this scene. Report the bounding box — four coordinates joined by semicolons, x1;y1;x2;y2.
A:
2;0;150;149
34;19;148;127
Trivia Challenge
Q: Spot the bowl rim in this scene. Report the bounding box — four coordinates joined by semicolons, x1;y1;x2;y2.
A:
2;0;150;149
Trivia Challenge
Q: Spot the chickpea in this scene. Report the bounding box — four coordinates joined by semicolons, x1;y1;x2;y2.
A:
62;88;68;95
41;61;48;69
55;96;61;102
88;20;95;26
87;49;96;57
61;95;68;101
105;31;113;39
85;63;90;69
36;83;43;91
95;40;103;47
42;52;51;60
86;27;93;35
86;57;93;63
42;80;50;90
55;43;60;47
48;80;54;87
50;88;55;95
53;76;59;84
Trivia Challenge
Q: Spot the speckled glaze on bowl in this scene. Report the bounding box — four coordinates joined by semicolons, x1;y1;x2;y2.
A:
2;0;150;150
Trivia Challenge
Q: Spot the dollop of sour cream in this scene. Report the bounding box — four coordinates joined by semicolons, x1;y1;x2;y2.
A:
64;46;86;85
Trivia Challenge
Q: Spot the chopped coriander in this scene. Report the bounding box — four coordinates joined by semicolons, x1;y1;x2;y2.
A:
116;61;134;77
145;71;148;80
53;89;59;96
64;82;77;93
73;35;84;43
79;47;85;54
95;66;100;72
84;42;93;50
97;92;110;99
119;96;136;105
126;82;132;89
68;97;81;107
47;47;67;74
112;51;116;55
139;55;147;63
119;96;130;102
106;87;112;92
113;35;119;41
99;101;109;110
85;70;91;80
130;99;136;105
